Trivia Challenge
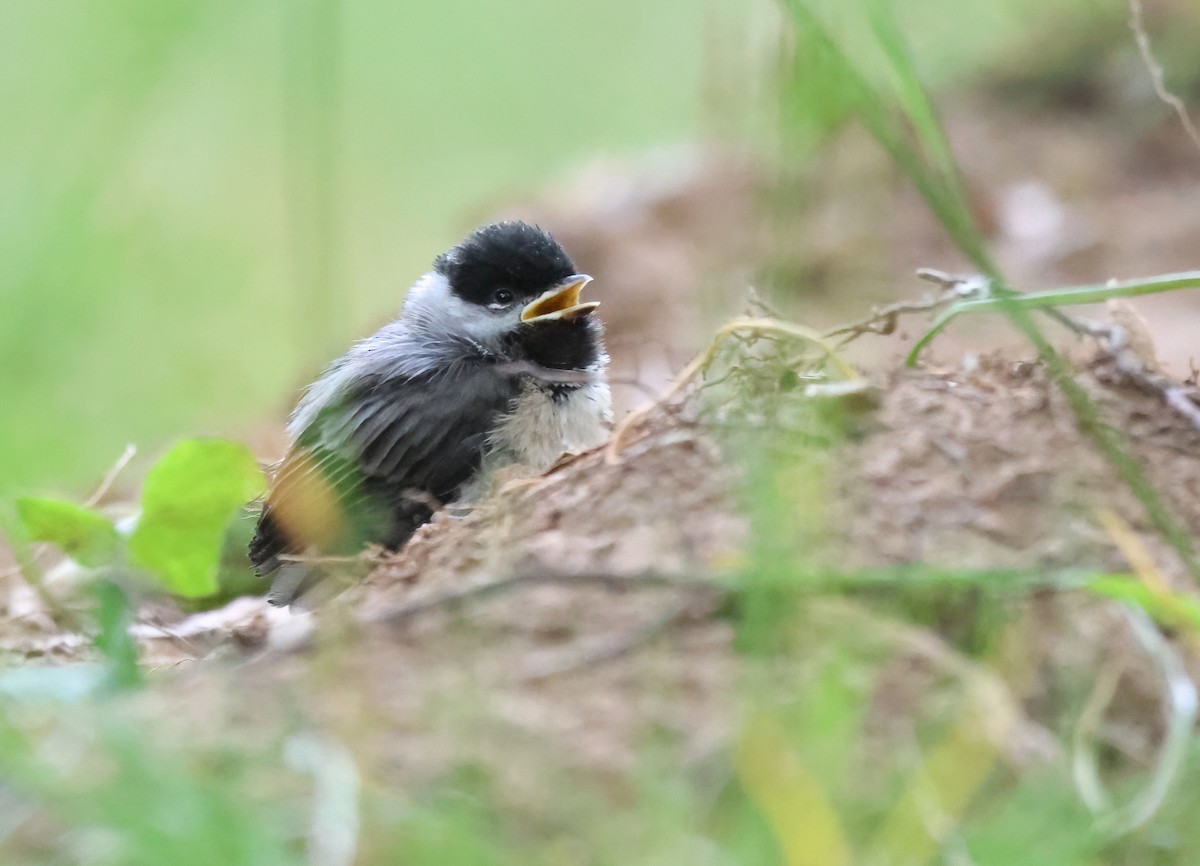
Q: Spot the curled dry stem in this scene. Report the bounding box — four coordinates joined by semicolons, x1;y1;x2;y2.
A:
1127;0;1200;156
823;268;988;348
605;317;860;465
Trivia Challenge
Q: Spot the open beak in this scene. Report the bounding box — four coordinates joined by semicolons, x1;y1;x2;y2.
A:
520;274;599;323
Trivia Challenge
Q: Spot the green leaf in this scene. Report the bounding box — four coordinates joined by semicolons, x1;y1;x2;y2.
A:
15;496;120;567
128;438;265;598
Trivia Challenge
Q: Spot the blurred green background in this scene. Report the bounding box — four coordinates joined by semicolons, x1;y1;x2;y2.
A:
7;0;1193;496
0;0;774;495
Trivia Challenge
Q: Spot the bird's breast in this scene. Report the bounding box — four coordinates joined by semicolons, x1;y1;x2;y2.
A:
486;378;613;475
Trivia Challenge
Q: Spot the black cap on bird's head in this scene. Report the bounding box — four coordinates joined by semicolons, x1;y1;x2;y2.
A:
432;221;600;326
436;222;574;304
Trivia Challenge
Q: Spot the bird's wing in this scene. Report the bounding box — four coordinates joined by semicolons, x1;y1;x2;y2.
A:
249;361;518;576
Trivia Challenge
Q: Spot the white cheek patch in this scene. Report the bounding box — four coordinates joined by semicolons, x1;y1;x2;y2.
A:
403;272;519;348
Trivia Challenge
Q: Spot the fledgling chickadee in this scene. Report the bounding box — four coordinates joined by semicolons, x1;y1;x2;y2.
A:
249;221;610;607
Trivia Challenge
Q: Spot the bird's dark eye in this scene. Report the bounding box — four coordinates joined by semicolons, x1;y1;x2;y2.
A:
492;288;515;306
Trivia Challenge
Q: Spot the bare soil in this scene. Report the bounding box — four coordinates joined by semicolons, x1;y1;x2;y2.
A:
93;340;1198;790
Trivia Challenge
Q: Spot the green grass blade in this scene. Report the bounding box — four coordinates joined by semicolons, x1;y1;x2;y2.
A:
906;270;1200;366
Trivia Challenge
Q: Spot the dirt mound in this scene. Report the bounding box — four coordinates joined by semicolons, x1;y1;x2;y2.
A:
8;337;1200;804
138;347;1190;785
841;355;1200;585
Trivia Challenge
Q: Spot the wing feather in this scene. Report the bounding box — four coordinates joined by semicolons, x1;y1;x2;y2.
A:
249;360;517;576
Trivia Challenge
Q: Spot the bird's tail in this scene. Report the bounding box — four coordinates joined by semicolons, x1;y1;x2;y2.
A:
267;560;364;610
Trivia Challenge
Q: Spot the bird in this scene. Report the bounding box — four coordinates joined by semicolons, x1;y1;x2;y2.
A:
248;221;611;608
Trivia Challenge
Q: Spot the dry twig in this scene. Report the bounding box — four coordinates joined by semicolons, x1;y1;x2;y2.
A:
85;444;137;508
370;568;719;627
823;269;988;347
516;600;699;683
1127;0;1200;156
877;267;1200;433
1068;314;1200;433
